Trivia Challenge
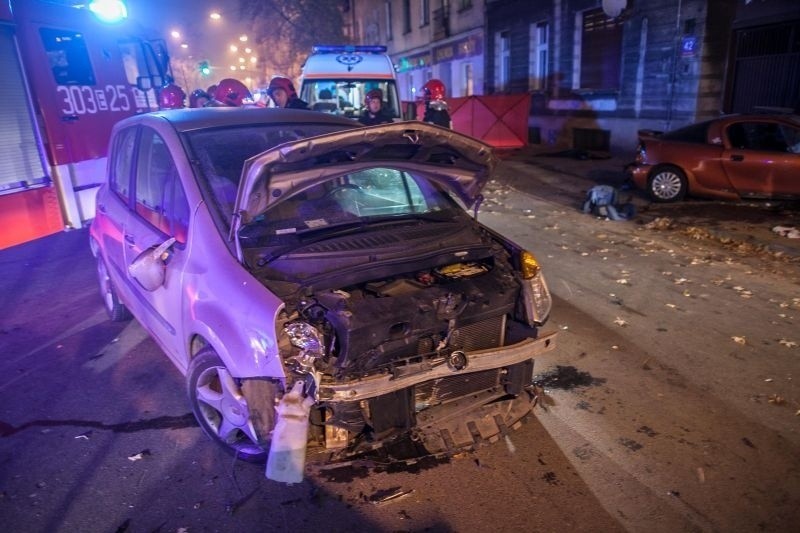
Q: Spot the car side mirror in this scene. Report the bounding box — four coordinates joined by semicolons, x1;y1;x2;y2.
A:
128;238;176;291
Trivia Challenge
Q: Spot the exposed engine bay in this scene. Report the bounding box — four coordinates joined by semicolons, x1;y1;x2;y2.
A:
255;232;556;460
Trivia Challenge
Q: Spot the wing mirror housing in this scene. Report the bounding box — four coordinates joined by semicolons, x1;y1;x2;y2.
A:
128;238;176;291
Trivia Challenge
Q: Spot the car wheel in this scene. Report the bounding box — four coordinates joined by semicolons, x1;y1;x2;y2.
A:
95;256;131;321
187;348;277;463
648;166;687;202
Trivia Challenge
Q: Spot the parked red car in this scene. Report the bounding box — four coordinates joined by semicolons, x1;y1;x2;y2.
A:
627;114;800;202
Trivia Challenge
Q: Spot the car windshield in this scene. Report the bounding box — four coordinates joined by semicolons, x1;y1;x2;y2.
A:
238;167;461;245
300;80;401;119
186;124;352;223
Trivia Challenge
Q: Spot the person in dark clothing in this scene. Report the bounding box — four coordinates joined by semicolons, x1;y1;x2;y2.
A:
420;78;452;128
358;89;393;125
267;76;309;110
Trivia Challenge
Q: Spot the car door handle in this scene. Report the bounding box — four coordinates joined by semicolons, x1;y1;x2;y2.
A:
124;234;136;245
97;204;107;213
730;154;744;162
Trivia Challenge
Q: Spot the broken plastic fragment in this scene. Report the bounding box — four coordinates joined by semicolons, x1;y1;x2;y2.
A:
127;449;152;461
369;488;414;505
614;317;628;327
731;336;746;345
778;339;797;348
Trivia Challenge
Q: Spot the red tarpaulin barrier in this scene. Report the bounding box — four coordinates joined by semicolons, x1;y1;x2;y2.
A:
450;94;531;148
408;94;530;148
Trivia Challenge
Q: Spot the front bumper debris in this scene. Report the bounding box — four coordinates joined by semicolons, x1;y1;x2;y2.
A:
318;332;556;402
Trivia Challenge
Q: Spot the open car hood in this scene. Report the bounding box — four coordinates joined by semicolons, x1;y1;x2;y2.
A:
231;121;497;230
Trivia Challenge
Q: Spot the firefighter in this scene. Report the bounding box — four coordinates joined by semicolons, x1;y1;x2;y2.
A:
420;79;452;128
189;89;210;108
267;76;309;109
358;89;393;125
158;83;186;110
209;78;252;107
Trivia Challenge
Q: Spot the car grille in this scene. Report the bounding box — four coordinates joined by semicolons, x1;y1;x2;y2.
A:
414;314;507;411
415;368;503;410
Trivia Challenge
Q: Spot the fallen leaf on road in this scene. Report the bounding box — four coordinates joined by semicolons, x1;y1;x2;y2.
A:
614;317;628;327
778;339;797;348
767;394;785;405
696;467;705;483
615;279;629;285
127;449;152;462
731;336;746;345
665;303;677;308
673;278;688;285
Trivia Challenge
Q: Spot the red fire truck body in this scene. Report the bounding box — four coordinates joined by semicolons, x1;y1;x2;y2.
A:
0;0;170;249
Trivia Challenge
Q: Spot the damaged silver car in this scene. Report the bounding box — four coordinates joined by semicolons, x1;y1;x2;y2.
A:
90;108;555;479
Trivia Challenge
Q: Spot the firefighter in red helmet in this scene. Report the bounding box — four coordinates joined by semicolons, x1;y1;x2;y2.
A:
359;88;393;125
158;83;186;110
420;78;451;128
267;76;309;109
210;78;252;107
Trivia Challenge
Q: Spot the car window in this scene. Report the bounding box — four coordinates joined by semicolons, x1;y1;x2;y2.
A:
133;128;189;242
188;124;353;222
779;124;800;154
661;121;711;143
109;127;137;203
726;122;789;152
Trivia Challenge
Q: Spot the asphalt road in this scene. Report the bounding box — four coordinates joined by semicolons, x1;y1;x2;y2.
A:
1;155;799;532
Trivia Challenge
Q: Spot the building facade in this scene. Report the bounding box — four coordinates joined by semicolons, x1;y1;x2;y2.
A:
350;0;800;151
352;0;487;103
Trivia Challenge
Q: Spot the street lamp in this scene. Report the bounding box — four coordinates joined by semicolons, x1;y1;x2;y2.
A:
209;12;221;20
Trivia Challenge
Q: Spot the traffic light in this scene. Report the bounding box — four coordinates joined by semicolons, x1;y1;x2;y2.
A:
198;61;211;76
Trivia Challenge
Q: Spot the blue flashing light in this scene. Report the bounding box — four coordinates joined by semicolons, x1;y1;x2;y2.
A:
312;45;387;54
89;0;128;23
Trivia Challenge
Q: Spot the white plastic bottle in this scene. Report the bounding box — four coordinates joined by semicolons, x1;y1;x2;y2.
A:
266;381;314;483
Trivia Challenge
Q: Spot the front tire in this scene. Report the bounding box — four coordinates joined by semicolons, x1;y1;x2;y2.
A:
648;166;687;202
187;348;277;463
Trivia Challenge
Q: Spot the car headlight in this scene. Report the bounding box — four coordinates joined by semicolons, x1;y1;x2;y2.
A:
520;250;541;279
519;250;551;325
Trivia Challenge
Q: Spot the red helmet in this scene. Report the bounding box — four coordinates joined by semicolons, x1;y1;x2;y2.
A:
267;76;297;99
215;78;251;107
189;89;210;108
366;88;383;101
158;84;185;109
422;79;446;101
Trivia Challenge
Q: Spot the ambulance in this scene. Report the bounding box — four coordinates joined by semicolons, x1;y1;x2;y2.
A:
298;45;400;121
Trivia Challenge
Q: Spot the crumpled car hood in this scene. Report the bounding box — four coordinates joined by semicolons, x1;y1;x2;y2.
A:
231;121;497;230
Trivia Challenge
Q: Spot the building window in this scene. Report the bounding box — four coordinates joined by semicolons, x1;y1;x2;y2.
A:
529;22;549;90
402;0;411;34
577;8;623;90
420;0;430;27
462;62;473;96
385;1;393;41
495;30;510;92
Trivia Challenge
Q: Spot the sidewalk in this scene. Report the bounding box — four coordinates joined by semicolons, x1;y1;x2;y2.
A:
493;144;800;262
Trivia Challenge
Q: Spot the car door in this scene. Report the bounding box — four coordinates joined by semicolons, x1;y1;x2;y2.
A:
722;120;799;197
95;126;138;303
122;126;191;367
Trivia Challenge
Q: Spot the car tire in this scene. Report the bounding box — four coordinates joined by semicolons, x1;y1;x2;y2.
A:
95;256;131;321
648;166;687;202
187;347;277;463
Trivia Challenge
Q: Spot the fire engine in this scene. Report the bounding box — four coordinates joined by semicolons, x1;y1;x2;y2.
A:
0;0;172;249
